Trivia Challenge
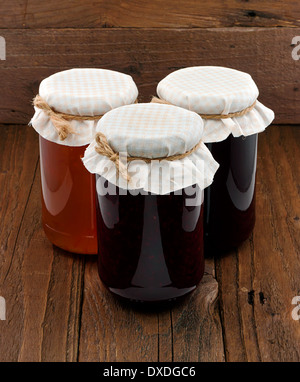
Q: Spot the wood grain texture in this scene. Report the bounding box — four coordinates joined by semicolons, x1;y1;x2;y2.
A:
0;126;85;361
78;258;159;362
0;125;39;361
170;258;225;362
0;125;38;287
1;1;300;28
216;126;300;362
0;124;299;361
0;27;299;125
78;258;224;362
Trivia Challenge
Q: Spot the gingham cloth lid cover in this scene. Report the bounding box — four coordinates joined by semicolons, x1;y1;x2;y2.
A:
157;66;275;143
30;68;138;146
82;103;219;195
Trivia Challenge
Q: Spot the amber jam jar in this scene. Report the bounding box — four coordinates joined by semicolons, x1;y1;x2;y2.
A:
82;103;219;302
157;66;274;251
30;68;138;254
39;137;97;254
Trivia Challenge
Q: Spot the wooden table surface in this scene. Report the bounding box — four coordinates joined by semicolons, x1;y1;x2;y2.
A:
0;124;299;362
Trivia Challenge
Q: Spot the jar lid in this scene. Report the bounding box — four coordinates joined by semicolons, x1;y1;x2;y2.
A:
30;68;138;146
82;103;219;195
156;66;274;142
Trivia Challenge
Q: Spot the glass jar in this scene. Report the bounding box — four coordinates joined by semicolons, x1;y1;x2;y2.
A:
31;68;138;254
39;136;97;254
96;178;204;302
156;66;274;251
204;134;257;251
82;103;219;302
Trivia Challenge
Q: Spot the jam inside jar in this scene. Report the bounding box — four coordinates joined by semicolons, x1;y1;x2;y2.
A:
39;136;98;254
96;176;204;303
204;133;257;251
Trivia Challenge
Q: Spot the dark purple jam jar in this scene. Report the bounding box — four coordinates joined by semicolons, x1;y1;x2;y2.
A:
204;133;257;251
156;66;274;253
95;176;204;303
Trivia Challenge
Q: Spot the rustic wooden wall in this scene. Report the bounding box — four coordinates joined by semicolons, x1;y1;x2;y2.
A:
0;1;300;124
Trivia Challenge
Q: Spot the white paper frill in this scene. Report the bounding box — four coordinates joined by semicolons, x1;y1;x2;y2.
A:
82;103;220;195
30;68;138;147
157;66;275;143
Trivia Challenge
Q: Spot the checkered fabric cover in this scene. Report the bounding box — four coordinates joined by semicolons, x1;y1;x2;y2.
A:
157;66;274;142
30;68;138;146
82;103;219;194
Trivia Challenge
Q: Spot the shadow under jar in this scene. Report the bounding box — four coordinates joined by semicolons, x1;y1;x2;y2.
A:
96;178;204;302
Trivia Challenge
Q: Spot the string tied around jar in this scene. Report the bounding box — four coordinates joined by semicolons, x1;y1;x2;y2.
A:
33;95;104;141
94;131;203;183
151;96;256;120
33;95;138;141
95;132;131;183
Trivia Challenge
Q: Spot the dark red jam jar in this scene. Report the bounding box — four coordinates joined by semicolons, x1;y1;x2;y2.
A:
157;66;275;252
82;103;219;302
204;134;257;251
96;178;204;302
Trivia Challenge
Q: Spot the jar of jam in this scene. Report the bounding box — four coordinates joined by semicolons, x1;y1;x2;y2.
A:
30;68;138;254
82;103;219;302
156;66;275;251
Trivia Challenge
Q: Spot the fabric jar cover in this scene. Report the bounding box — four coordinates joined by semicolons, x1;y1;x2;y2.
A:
82;103;219;195
157;66;275;143
30;68;138;146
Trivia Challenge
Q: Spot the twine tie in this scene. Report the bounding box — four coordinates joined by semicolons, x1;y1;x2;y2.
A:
151;96;256;120
94;132;202;183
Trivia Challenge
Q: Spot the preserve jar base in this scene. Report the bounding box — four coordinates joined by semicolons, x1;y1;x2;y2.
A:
104;284;198;310
42;222;98;254
108;285;198;303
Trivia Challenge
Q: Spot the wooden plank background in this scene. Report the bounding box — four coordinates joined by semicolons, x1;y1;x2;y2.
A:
0;2;300;125
0;28;299;125
1;1;300;28
0;1;300;363
0;124;299;361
